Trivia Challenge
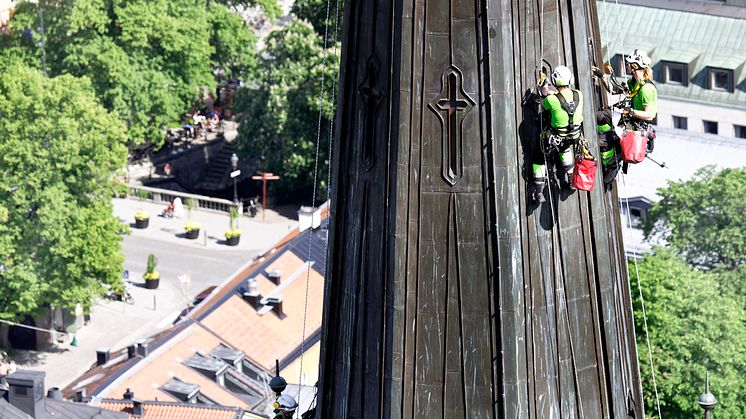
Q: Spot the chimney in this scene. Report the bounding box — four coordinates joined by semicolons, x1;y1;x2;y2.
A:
267;270;282;285
96;349;110;366
46;387;62;400
74;389;87;403
136;341;149;357
132;399;144;417
6;370;46;418
265;296;286;319
242;278;263;309
127;344;136;359
123;388;134;400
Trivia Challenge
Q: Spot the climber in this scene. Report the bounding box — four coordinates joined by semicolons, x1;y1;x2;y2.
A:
622;49;658;152
531;65;584;203
273;393;299;419
596;109;621;185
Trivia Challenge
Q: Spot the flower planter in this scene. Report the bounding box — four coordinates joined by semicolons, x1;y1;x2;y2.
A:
135;218;149;229
144;278;159;289
186;229;200;240
226;235;240;246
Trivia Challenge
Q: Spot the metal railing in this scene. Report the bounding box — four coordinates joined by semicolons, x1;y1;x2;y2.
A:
128;184;240;215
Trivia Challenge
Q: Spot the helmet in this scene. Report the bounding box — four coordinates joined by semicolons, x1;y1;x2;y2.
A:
551;66;574;87
625;49;651;69
277;394;298;412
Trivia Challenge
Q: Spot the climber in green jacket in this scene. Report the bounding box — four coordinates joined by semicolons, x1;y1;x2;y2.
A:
532;65;584;203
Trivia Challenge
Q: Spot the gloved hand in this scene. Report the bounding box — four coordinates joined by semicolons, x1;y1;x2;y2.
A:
592;66;604;78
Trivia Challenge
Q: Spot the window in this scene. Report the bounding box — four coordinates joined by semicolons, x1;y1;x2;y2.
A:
661;61;688;86
735;125;746;139
672;116;688;130
14;386;28;396
703;120;719;135
707;67;734;92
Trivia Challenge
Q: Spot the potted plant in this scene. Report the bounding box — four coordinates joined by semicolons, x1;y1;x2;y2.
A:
143;254;160;289
184;220;201;239
225;207;241;246
134;210;150;229
184;198;200;239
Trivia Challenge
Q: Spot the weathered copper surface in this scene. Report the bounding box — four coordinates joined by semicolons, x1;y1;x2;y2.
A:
317;0;643;417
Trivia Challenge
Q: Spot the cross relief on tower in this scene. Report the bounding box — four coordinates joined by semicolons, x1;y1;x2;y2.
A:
429;66;475;185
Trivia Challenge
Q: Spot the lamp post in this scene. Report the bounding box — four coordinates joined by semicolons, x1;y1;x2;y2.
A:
230;153;239;205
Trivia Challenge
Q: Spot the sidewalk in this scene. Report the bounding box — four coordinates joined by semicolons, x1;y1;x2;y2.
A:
116;197;296;253
11;197;298;389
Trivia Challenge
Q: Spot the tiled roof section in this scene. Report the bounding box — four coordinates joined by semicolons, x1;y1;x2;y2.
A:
62;322;191;400
97;399;242;419
105;324;247;408
0;398;29;419
43;399;128;419
599;1;746;108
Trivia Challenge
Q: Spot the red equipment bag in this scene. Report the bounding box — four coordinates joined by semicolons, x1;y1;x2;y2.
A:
620;130;648;163
573;156;597;191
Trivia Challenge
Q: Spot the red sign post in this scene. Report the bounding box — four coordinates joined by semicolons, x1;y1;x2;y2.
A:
251;172;280;221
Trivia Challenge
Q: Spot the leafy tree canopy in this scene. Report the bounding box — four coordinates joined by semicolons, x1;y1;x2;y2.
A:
234;19;339;202
644;166;746;270
291;0;344;40
3;0;259;148
631;248;746;418
0;62;128;319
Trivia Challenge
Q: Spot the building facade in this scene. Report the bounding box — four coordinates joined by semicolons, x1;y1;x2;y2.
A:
598;0;746;139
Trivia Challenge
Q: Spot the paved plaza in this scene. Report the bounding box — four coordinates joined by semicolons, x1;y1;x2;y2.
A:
11;197;297;389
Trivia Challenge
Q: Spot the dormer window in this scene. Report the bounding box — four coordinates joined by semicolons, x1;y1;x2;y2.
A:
661;61;688;86
706;67;734;92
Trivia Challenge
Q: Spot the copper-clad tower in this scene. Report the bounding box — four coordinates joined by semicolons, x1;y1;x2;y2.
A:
318;0;643;417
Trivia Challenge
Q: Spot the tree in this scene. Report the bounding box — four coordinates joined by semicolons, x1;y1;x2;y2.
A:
291;0;344;41
0;63;128;320
3;0;260;148
644;166;746;270
234;19;339;202
630;248;746;418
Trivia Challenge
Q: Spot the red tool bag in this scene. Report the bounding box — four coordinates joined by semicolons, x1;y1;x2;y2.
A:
572;143;597;191
620;130;648;163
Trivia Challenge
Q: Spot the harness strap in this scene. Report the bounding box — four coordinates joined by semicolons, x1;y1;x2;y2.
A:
553;90;581;138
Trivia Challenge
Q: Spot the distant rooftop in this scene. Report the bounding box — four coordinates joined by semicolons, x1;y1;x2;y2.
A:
614;0;746;19
598;1;746;109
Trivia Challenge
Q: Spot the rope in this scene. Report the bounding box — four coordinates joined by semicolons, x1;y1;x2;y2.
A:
619;174;663;418
533;3;584;417
298;0;337;399
0;318;71;336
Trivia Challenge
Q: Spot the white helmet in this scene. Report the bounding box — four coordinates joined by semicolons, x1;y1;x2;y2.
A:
625;49;651;69
551;66;574;87
277;394;298;412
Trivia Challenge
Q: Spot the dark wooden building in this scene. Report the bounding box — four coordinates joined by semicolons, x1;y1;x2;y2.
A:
318;0;642;417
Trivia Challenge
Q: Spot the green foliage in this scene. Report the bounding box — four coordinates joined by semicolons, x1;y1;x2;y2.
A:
630;249;746;418
0;63;128;319
292;0;344;41
146;254;158;274
4;0;259;148
214;0;281;19
234;20;340;202
644;166;746;270
229;207;238;230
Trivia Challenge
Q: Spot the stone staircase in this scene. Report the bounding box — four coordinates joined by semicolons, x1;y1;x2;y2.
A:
197;141;237;191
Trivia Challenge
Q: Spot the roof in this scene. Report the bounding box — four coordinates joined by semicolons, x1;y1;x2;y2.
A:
598;1;746;108
63;205;329;416
43;399;128;419
97;399;242;419
0;398;28;419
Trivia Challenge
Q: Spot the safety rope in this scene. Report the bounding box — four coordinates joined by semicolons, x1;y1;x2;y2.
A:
619;174;663;418
0;318;71;336
533;2;584;417
298;0;338;400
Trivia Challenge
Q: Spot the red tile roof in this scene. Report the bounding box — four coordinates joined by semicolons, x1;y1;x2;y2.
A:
97;399;242;419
